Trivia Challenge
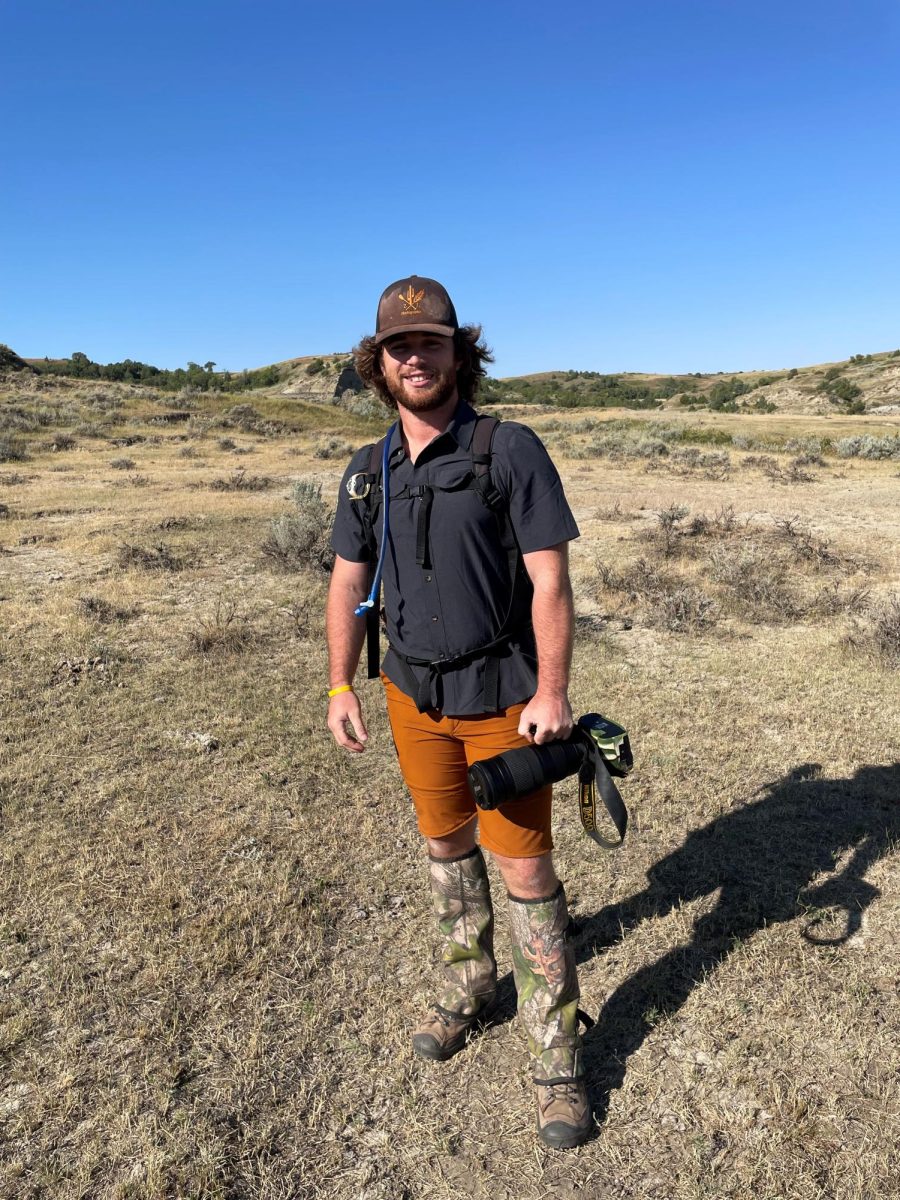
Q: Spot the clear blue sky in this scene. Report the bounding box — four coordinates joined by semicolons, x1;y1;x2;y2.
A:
3;0;899;377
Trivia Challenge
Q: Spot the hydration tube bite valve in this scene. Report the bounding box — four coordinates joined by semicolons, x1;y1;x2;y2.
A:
354;422;396;618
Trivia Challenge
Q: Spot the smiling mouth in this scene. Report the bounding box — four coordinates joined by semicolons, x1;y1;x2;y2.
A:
405;373;434;386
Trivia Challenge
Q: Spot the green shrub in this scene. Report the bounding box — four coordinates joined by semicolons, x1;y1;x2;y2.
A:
676;426;731;446
708;378;750;409
262;480;335;572
828;378;863;404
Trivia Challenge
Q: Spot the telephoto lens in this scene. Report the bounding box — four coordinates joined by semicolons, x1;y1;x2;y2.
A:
467;737;587;810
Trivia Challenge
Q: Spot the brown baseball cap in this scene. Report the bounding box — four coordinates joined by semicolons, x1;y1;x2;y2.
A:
374;275;459;344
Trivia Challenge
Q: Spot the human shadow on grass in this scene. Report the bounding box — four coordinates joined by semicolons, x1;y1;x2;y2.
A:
568;761;900;1123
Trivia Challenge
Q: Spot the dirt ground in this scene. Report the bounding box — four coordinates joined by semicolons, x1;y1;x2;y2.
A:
1;391;898;1199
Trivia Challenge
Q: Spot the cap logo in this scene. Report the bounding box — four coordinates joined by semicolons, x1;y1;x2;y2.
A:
399;284;425;315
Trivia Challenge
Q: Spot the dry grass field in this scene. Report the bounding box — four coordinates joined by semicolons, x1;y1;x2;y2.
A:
1;380;898;1200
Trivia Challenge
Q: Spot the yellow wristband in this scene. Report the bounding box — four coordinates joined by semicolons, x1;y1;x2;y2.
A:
327;684;354;698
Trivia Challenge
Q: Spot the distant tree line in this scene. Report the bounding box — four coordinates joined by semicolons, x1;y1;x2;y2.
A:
479;372;697;410
478;368;803;414
36;352;281;392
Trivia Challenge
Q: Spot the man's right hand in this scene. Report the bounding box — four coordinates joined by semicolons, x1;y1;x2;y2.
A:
327;689;369;753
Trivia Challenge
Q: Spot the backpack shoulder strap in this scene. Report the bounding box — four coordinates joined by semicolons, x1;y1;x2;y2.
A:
472;412;500;455
350;434;389;553
470;415;527;710
367;436;384;476
470;415;503;510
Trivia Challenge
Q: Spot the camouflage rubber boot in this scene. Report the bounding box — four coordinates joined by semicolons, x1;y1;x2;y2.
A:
412;848;497;1062
508;883;593;1149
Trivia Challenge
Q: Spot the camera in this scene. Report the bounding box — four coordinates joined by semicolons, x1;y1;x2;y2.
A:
467;713;632;811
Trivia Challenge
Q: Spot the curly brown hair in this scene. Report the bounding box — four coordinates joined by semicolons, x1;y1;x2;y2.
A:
353;325;494;410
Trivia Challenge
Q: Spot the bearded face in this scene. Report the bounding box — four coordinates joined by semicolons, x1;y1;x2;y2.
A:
380;333;460;414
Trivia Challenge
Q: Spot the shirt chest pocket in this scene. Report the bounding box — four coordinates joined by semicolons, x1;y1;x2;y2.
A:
387;464;506;571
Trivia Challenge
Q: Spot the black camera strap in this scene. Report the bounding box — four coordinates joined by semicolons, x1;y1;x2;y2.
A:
577;744;628;849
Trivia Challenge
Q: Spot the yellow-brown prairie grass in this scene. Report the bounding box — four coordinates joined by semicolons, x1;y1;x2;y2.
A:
1;384;898;1199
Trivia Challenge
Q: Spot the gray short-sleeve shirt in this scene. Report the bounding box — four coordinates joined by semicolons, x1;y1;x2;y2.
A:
331;402;579;716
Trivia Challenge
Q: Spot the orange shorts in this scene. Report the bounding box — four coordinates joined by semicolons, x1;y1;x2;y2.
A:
383;675;553;858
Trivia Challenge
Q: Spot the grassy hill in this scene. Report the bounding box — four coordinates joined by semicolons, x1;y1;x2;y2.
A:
486;349;900;415
12;342;900;417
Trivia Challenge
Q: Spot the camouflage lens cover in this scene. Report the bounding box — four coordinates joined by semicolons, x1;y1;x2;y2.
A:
577;713;633;778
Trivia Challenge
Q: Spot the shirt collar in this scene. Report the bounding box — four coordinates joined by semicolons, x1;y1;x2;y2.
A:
448;401;478;450
386;401;478;463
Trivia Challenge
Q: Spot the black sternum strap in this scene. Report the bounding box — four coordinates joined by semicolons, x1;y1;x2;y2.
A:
415;485;434;569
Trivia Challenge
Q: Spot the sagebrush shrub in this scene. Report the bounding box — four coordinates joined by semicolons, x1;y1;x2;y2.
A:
117;542;184;571
208;469;272;491
835;435;900;460
707;545;799;620
188;600;257;654
647;584;717;632
262;480;335;572
845;597;900;667
47;433;77;452
0;438;29;462
313;437;354;460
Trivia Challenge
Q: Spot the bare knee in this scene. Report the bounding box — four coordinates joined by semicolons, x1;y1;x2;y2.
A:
426;818;477;860
491;850;559;899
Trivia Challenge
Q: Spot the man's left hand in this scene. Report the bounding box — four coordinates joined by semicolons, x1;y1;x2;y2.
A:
518;691;574;745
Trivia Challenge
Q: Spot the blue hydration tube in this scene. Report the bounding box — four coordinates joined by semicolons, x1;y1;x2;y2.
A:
354;421;396;618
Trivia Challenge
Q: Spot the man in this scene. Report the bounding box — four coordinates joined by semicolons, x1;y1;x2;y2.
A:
325;275;591;1149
